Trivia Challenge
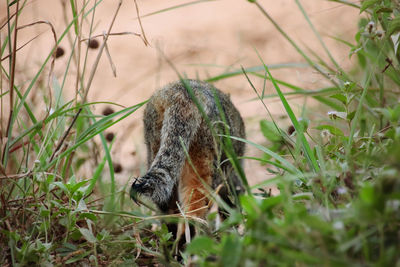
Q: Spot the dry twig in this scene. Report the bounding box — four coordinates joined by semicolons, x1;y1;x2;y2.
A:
83;0;122;103
133;0;150;46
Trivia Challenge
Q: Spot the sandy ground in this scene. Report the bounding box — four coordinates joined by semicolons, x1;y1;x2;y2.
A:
1;0;358;192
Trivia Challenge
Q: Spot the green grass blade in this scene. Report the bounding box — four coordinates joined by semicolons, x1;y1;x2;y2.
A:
226;135;301;176
205;63;308;83
87;105;116;211
9;101;122;149
69;0;79;35
295;0;348;80
86;153;107;197
44;101;146;170
258;56;320;173
346;71;372;154
138;0;216;19
2;0;103;167
249;72;345;111
251;0;337;87
327;0;360;9
211;86;251;196
206;66;344;111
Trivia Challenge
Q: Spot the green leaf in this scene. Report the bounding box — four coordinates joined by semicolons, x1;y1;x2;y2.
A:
360;0;381;13
360;184;375;205
388;16;400;37
65;251;91;264
53;182;69;195
79;228;97;244
185;236;217;255
70;180;89;196
375;7;392;13
261;195;283;211
315;125;344;136
221;235;242;267
330;94;347;105
78;213;97;222
392;104;400;121
240;195;260;217
347;111;356;121
260;120;282;142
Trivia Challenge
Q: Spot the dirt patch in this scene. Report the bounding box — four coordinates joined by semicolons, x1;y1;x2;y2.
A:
1;0;358;191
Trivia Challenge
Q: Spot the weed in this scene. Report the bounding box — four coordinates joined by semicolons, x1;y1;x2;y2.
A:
1;0;399;266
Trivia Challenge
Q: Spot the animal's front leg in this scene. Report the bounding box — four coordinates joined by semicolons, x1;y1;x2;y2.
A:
130;169;174;210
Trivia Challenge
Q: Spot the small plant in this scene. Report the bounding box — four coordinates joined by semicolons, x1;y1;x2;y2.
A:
183;0;400;266
1;0;399;266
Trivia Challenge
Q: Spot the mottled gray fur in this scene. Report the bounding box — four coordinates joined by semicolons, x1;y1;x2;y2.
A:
130;80;245;213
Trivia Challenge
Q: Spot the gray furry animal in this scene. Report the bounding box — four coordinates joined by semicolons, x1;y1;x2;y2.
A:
130;80;245;219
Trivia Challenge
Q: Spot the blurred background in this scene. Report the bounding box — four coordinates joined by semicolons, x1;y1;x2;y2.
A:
1;0;358;188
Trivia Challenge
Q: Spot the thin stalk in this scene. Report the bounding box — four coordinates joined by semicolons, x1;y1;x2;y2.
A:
345;71;372;162
2;0;103;167
251;1;338;87
83;0;122;103
327;0;360;9
295;0;349;80
259;56;320;173
3;0;19;165
1;33;3;150
79;0;97;103
73;0;85;104
133;0;149;46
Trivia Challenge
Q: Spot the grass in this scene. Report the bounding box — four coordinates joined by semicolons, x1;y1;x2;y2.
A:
1;0;400;266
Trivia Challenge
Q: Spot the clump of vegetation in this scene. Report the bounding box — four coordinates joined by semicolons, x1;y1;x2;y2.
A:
1;0;399;266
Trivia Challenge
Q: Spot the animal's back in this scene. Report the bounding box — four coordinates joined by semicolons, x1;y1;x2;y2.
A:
131;80;245;218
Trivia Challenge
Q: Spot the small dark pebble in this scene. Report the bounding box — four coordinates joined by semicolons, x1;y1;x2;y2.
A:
55;46;65;58
113;163;123;173
102;107;115;116
287;125;295;135
88;39;100;49
105;132;115;142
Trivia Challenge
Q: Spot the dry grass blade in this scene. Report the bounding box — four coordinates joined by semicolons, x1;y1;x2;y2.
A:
9;136;39;153
103;32;117;77
83;0;122;103
5;0;19;142
0;0;36;30
0;33;3;150
17;20;58;114
176;202;191;244
133;0;150;46
0;171;31;180
81;31;143;41
88;209;208;226
1;32;44;61
0;11;16;30
49;108;82;162
133;225;143;259
0;163;8;177
251;0;338;88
